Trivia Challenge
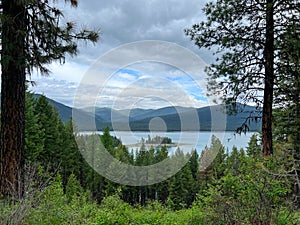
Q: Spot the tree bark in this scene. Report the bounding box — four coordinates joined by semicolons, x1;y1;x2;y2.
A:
262;0;274;157
0;0;26;199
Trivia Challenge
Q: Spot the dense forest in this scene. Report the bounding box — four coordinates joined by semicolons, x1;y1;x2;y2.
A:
0;93;299;224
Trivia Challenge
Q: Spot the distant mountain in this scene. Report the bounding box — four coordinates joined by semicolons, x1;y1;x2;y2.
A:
127;106;193;121
119;108;154;119
76;104;261;132
123;104;261;132
30;94;261;132
33;94;105;130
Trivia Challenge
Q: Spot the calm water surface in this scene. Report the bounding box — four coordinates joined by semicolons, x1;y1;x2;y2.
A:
108;131;257;154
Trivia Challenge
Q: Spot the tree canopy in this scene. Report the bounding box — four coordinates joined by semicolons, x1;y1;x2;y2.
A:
0;0;99;199
185;0;300;156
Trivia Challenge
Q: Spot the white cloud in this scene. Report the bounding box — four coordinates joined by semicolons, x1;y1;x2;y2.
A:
116;72;137;82
28;77;78;106
27;0;214;109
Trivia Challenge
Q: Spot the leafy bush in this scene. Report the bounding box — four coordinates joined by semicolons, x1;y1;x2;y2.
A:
94;195;206;225
23;174;98;225
195;155;294;224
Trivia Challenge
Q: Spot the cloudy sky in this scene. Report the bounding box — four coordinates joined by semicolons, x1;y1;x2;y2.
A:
29;0;216;109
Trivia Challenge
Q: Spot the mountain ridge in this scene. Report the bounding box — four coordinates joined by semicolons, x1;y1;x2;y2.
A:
31;94;261;132
0;93;262;131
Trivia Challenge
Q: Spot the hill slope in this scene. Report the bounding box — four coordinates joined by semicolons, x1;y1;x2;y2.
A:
29;94;261;131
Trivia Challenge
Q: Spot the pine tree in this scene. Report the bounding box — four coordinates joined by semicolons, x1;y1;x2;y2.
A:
154;146;170;203
227;146;242;175
246;134;262;158
84;134;105;203
189;149;199;180
135;143;148;205
60;119;84;188
185;0;299;157
101;127;115;154
198;136;226;190
0;0;99;198
34;95;65;173
209;136;227;179
25;92;45;163
273;20;300;156
168;162;194;210
65;173;84;203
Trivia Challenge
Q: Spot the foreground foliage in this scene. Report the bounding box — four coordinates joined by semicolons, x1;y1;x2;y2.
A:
1;136;299;225
0;175;298;225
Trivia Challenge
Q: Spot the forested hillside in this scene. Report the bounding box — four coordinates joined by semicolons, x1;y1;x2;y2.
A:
0;93;299;224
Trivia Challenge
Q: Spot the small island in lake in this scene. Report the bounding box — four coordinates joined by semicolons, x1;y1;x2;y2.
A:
144;135;172;145
127;135;179;148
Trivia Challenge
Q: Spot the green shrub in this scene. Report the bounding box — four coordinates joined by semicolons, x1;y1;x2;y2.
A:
195;156;293;224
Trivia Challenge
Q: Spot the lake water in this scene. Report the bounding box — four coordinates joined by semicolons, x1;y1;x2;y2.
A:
108;131;257;154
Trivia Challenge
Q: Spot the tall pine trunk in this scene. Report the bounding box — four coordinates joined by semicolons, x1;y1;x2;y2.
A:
262;0;274;157
0;0;26;199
